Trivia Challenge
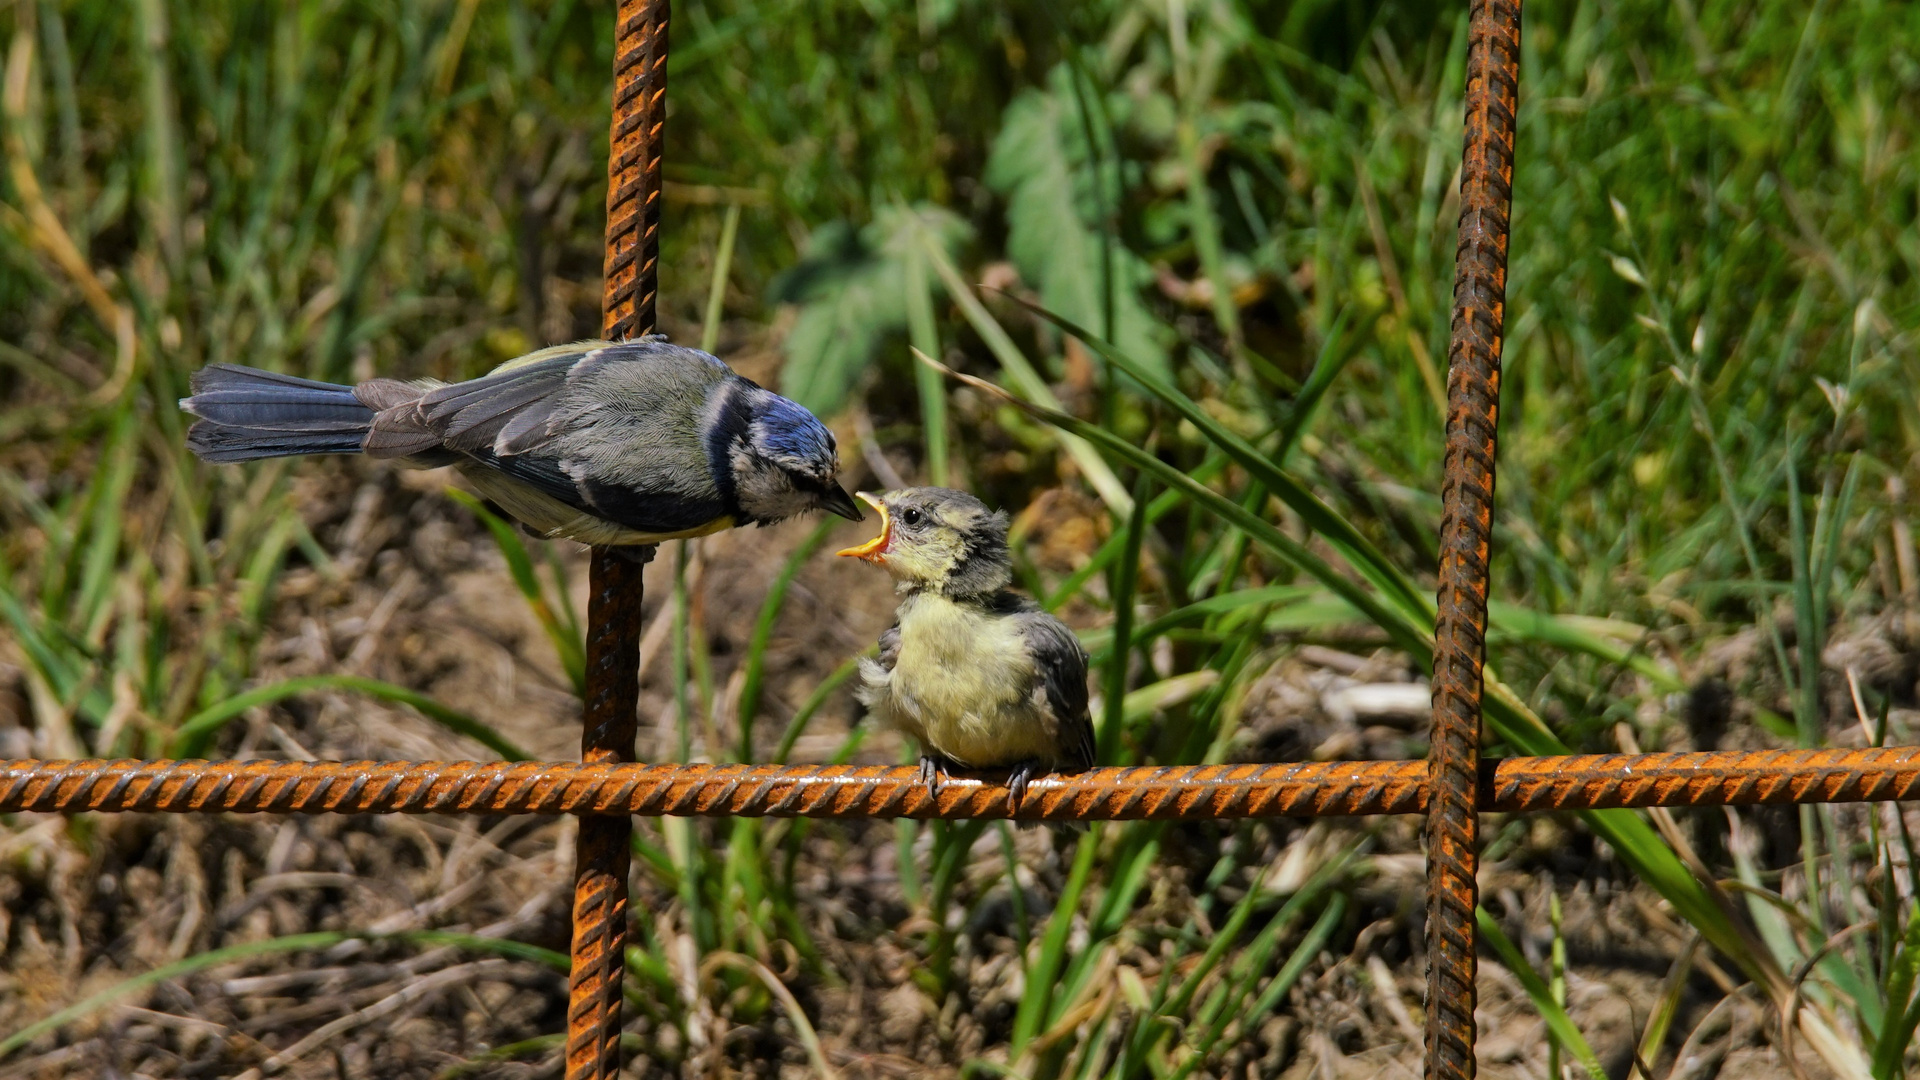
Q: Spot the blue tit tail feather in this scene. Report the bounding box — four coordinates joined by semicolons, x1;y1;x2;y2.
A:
181;365;374;462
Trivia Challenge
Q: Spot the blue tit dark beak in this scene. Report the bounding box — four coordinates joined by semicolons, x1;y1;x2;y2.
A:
821;483;864;521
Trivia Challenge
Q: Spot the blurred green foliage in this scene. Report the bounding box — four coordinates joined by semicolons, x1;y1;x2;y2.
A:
7;0;1920;1074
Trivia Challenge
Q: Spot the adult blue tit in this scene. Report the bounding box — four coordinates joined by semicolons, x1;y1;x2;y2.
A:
180;338;863;546
838;487;1094;809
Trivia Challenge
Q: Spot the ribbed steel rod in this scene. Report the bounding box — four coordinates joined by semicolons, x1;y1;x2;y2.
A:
570;2;671;1077
1429;0;1522;1076
6;748;1919;819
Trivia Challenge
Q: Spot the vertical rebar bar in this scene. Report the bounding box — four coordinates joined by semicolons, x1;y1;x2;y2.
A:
567;550;648;1080
1427;2;1521;1079
568;3;670;1078
603;0;671;344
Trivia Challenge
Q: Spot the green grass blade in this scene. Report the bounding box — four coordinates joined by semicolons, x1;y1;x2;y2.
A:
1871;904;1920;1078
905;236;950;486
1010;828;1099;1057
918;351;1432;659
1098;474;1150;762
700;202;742;354
171;674;530;760
392;930;571;973
772;655;862;765
999;294;1428;619
0;932;350;1059
1478;907;1608;1078
913;229;1132;516
1045;453;1231;611
446;488;585;696
1081;585;1316;659
1168;893;1347;1080
1274;304;1363;460
1487;602;1684;693
737;518;836;762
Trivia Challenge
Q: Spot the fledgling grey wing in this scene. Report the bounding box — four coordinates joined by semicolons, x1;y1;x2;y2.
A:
855;623;904;714
1017;610;1094;770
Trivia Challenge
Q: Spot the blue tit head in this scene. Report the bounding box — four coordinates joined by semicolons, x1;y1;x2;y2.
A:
728;388;862;525
837;487;1012;598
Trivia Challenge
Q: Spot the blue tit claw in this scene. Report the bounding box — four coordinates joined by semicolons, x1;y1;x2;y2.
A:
917;753;951;799
611;543;660;565
1006;759;1044;815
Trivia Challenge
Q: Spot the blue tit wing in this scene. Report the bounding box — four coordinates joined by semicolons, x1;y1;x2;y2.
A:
383;340;745;537
876;623;902;672
542;342;742;533
1009;602;1094;770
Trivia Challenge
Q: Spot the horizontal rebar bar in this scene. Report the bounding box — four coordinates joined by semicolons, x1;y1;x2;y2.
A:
3;748;1917;821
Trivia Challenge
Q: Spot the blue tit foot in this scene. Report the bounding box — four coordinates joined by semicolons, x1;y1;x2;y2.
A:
917;753;955;799
1005;759;1046;815
612;543;660;565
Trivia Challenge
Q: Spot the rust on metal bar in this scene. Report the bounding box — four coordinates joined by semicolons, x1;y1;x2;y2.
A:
569;550;647;1080
8;748;1920;819
569;2;671;1077
602;0;671;343
1429;1;1522;1075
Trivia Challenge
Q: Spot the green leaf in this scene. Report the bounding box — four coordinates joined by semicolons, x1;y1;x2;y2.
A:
775;206;971;417
986;68;1170;380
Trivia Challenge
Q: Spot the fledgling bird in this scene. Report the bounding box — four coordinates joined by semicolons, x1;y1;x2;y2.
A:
839;487;1094;809
179;338;863;546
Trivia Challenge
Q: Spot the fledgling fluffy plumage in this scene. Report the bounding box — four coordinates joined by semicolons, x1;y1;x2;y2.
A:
179;338;862;545
839;487;1094;808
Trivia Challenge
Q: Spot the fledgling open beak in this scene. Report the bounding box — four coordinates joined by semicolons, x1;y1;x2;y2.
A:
820;483;864;522
835;492;892;563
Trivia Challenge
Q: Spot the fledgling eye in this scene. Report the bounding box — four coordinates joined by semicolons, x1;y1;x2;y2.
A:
898;507;925;528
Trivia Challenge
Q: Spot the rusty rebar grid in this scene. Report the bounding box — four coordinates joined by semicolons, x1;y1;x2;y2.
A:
568;3;671;1078
1429;1;1522;1077
6;1;1895;1077
8;748;1920;819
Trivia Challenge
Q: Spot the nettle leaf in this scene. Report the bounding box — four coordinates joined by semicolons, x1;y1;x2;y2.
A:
985;66;1171;380
774;206;969;417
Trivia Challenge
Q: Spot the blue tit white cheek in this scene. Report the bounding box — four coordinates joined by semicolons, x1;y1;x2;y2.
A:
728;441;815;522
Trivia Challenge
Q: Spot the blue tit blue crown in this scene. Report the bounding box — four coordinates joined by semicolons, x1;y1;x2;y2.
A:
752;394;839;477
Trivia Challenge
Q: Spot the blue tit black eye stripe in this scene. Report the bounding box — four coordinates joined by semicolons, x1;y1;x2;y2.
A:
702;381;756;519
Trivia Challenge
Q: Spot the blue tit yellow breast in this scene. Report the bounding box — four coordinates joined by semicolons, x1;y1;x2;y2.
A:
882;593;1063;767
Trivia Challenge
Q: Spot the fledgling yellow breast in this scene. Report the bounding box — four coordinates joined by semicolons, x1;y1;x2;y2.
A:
883;594;1058;767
